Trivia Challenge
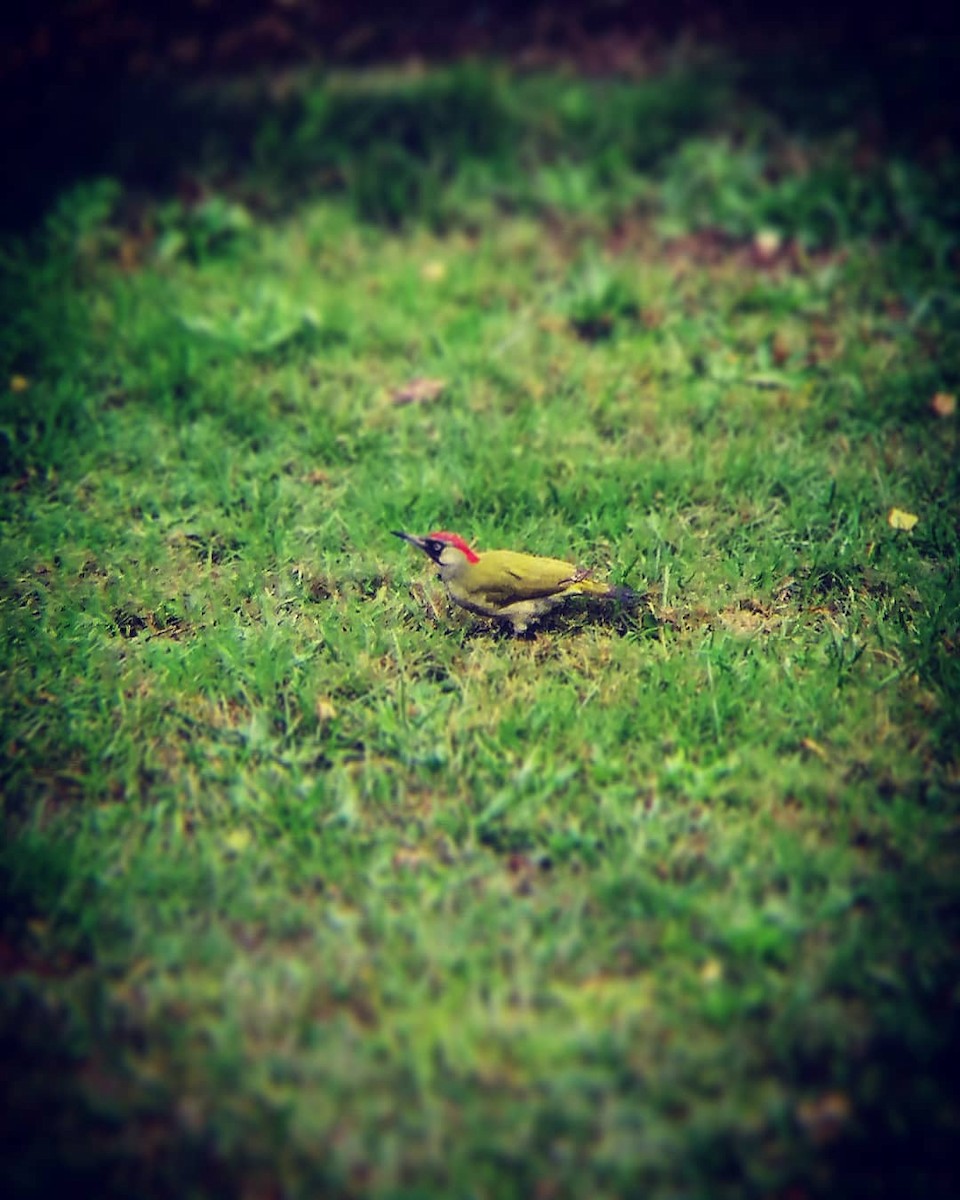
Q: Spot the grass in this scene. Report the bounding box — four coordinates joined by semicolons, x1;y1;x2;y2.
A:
2;53;960;1199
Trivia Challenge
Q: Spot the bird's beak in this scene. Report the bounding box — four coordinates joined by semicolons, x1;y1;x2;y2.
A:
392;530;428;552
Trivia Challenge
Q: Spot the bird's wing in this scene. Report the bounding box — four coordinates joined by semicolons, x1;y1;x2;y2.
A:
471;550;580;604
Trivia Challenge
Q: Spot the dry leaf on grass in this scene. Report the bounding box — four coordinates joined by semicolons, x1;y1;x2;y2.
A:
717;600;775;635
391;377;447;406
753;228;783;262
888;507;919;531
223;828;252;854
392;848;433;872
800;737;829;761
932;392;956;418
700;959;723;984
796;1091;852;1145
315;698;338;723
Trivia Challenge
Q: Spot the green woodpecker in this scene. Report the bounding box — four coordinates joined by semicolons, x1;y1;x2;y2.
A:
393;529;638;634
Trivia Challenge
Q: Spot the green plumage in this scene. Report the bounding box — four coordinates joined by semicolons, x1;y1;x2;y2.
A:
452;550;586;605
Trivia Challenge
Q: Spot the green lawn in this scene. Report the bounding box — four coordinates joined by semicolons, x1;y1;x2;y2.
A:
2;57;959;1199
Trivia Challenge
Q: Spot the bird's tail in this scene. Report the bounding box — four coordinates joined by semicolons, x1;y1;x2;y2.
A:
574;578;642;605
606;584;642;605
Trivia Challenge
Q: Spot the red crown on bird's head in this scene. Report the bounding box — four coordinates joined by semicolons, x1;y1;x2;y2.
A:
427;531;480;563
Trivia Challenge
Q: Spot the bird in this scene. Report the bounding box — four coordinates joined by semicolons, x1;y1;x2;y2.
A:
392;529;639;634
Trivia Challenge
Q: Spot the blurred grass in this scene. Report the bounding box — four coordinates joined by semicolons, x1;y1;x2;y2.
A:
2;49;960;1199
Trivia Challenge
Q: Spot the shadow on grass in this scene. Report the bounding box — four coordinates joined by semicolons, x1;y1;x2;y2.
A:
3;29;959;233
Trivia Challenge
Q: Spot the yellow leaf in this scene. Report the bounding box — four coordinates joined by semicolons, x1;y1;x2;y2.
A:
223;828;252;854
800;737;829;761
932;391;956;417
315;697;338;722
753;228;782;261
420;260;447;282
9;375;29;392
700;958;723;984
888;507;919;531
